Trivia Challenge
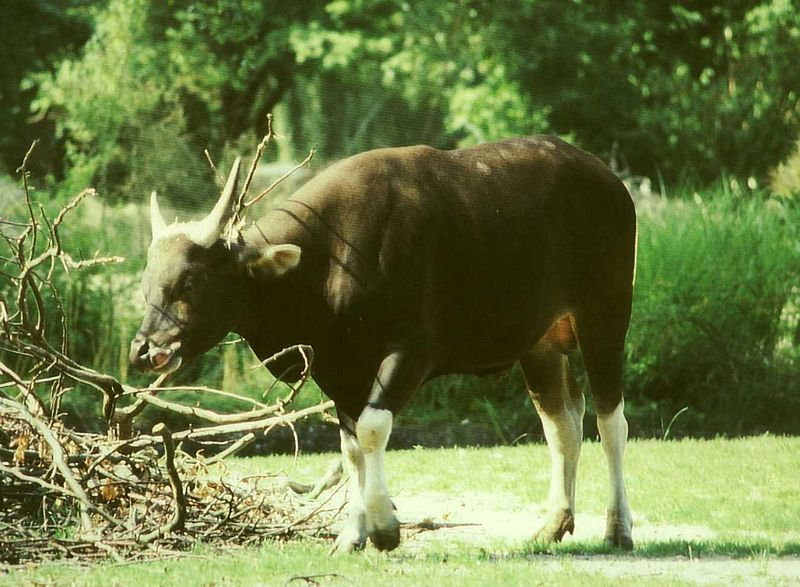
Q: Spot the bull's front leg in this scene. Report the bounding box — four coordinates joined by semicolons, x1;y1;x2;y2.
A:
332;407;397;553
333;426;368;553
332;350;431;553
356;405;398;550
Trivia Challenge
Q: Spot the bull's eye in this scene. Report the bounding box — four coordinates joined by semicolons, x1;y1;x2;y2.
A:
178;275;197;296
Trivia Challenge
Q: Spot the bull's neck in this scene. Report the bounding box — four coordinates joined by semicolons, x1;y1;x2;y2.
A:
235;211;330;358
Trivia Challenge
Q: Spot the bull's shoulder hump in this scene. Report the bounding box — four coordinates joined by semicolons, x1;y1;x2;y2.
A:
291;146;424;191
330;144;442;178
443;135;586;164
286;145;443;209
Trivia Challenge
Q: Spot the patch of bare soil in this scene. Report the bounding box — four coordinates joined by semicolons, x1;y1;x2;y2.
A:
378;492;800;586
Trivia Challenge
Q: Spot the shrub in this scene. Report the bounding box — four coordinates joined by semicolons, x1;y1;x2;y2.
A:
770;141;800;199
626;188;800;436
30;0;213;205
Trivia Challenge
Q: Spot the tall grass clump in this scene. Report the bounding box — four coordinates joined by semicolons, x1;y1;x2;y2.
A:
626;187;800;436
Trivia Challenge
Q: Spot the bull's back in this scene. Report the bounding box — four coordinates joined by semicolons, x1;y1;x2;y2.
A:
385;137;635;367
255;137;635;371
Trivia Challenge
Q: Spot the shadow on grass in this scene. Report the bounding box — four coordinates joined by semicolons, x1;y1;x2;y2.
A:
481;539;800;560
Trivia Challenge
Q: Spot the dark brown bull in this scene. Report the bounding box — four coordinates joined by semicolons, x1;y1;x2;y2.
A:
130;136;637;552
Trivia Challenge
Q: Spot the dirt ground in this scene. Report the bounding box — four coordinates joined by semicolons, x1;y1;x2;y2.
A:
366;491;800;586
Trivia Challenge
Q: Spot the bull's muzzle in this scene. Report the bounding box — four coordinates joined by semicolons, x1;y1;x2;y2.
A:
129;333;183;373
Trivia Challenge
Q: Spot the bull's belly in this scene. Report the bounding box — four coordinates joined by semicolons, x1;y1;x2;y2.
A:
432;311;576;376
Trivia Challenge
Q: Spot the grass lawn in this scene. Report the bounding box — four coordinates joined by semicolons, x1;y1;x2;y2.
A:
4;435;799;586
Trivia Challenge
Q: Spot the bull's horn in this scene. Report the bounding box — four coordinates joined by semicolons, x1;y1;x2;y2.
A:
150;191;167;240
193;157;242;246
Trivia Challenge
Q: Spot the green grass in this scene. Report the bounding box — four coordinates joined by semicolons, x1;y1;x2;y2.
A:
258;435;800;538
1;543;698;587
7;436;799;586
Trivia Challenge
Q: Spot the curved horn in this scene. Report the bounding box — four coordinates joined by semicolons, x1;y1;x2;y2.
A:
193;157;242;246
150;191;167;240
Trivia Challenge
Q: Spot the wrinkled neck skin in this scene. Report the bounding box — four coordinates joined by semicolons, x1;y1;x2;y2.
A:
233;210;331;381
231;192;392;409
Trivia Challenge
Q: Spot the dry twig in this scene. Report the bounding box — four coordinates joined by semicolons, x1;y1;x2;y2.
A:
0;129;341;568
221;113;315;244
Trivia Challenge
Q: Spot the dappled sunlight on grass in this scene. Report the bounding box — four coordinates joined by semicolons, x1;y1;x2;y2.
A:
513;538;800;559
6;437;799;586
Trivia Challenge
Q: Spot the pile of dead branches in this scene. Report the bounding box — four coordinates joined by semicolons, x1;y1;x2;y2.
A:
0;132;335;566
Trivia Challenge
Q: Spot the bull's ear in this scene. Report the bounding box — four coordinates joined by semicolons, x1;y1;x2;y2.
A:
245;244;302;277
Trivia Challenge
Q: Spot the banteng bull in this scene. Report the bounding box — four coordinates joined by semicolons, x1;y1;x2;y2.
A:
129;137;637;552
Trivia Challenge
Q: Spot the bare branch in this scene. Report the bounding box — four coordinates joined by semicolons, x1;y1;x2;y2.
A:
127;400;335;449
0;131;338;567
138;424;185;542
245;148;316;208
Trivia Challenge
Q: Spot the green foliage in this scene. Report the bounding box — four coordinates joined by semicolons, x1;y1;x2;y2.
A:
284;66;448;160
30;0;213;205
629;1;800;181
770;140;800;197
287;1;552;149
285;0;800;180
30;0;320;203
626;188;800;435
14;0;800;186
0;0;92;176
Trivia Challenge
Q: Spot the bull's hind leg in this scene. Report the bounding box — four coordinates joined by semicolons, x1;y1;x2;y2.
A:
520;343;585;542
578;310;634;550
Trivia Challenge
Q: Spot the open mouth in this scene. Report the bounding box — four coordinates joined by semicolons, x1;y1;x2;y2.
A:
131;337;183;374
149;342;183;373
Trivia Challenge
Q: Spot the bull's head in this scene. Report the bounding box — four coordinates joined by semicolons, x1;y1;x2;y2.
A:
129;158;301;374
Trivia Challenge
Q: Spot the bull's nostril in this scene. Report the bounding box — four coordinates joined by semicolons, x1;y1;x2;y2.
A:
130;335;150;365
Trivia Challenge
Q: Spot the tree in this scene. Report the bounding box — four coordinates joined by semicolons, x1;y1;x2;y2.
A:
0;0;92;176
287;0;800;182
30;0;323;203
30;0;800;191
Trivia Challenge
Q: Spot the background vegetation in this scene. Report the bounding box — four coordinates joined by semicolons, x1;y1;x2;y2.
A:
1;0;798;441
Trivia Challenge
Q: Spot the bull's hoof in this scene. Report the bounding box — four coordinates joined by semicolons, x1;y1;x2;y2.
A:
332;529;367;554
604;523;634;551
367;516;401;551
331;513;367;554
605;512;633;550
533;508;575;543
